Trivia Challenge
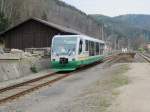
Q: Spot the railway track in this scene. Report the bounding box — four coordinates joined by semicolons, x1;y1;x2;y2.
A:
0;73;70;104
139;53;150;63
0;54;121;105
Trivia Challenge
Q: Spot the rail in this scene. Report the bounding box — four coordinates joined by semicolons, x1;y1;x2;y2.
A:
139;53;150;63
0;54;120;104
0;73;70;104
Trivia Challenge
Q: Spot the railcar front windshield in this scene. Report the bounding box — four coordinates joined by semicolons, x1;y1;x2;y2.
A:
52;36;77;56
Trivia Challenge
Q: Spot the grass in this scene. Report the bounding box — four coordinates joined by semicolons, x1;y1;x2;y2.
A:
99;97;112;112
69;64;130;112
99;64;130;112
111;65;129;88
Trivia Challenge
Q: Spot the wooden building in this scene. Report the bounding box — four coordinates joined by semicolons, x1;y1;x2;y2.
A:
0;18;81;50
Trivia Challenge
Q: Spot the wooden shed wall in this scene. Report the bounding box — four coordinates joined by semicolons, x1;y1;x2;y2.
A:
3;20;66;50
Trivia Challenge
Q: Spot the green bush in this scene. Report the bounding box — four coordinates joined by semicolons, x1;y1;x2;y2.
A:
30;66;38;73
138;48;145;53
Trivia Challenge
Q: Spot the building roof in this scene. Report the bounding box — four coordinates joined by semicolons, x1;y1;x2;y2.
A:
0;18;83;36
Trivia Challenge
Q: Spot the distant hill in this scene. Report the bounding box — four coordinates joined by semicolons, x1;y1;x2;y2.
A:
90;14;150;49
0;0;102;38
114;14;150;30
1;0;149;49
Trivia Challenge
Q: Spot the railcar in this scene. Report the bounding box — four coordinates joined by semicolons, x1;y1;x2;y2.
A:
51;35;105;71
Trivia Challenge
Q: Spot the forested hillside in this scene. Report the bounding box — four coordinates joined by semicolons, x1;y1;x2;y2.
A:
91;14;150;49
115;14;150;30
1;0;149;50
0;0;102;39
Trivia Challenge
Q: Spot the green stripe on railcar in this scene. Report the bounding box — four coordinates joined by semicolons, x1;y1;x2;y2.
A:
51;55;104;71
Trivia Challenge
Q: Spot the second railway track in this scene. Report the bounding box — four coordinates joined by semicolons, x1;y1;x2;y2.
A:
139;53;150;63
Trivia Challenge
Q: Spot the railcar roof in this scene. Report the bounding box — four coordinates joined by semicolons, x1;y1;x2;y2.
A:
54;35;105;44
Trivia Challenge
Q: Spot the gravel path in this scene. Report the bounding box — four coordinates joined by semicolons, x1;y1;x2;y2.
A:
0;62;115;112
108;63;150;112
1;57;148;112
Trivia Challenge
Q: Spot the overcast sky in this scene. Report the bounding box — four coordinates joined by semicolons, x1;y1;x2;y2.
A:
60;0;150;17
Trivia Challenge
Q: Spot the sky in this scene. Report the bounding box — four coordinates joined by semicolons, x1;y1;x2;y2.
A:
60;0;150;17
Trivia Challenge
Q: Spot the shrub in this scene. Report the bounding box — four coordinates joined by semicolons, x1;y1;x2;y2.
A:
30;66;38;73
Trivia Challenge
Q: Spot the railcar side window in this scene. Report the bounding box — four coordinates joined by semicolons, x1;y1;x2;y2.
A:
102;44;104;54
89;41;95;56
79;40;83;54
85;40;89;51
91;41;95;56
96;42;99;55
99;43;104;54
89;41;92;56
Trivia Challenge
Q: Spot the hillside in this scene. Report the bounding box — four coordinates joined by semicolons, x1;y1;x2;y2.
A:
0;0;102;38
1;0;149;49
91;14;150;49
115;14;150;30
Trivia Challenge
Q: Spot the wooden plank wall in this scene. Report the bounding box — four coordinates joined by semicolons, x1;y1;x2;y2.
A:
3;20;65;50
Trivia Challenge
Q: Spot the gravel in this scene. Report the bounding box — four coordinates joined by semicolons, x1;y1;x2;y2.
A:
0;62;127;112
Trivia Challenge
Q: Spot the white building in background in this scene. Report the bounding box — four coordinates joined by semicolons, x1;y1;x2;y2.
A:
122;48;128;53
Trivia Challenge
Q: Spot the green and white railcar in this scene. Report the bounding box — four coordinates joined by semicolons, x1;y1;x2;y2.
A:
51;35;105;71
